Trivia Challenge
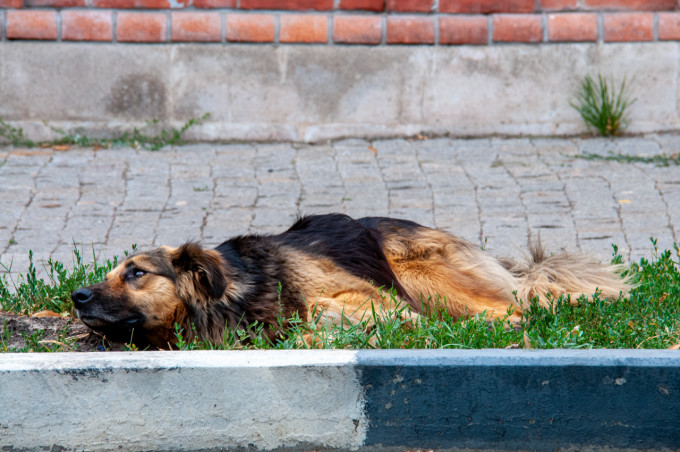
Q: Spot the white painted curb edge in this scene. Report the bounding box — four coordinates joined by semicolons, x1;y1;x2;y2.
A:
2;349;680;451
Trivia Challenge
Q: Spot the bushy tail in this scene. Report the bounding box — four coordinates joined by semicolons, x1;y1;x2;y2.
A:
502;242;630;308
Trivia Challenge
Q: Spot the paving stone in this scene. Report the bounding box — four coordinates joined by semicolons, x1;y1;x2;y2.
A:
652;133;680;154
532;138;579;158
616;138;662;157
0;137;679;275
576;137;620;156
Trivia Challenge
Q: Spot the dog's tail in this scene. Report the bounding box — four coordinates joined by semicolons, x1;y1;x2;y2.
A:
501;242;630;308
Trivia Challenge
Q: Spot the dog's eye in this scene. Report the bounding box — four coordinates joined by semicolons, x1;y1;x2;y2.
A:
125;269;146;281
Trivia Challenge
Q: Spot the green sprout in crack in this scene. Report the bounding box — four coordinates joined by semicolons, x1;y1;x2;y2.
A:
0;113;210;151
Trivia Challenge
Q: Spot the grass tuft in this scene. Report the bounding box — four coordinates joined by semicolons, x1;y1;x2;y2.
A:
0;118;36;147
571;74;635;137
0;244;133;315
576;151;680;167
0;114;210;151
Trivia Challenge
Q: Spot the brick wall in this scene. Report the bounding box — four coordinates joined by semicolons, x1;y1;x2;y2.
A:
1;0;680;44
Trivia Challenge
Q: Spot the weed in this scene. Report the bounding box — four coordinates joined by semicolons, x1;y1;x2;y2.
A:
0;320;11;352
0;114;210;151
0;244;121;315
576;152;680;167
0;118;36;147
571;74;635;136
0;322;76;352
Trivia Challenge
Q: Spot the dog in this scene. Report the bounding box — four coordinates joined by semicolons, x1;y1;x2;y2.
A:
71;213;629;349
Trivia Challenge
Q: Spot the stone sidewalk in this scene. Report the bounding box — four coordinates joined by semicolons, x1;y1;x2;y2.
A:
0;135;678;278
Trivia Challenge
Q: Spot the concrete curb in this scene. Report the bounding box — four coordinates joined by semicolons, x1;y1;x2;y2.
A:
1;349;679;451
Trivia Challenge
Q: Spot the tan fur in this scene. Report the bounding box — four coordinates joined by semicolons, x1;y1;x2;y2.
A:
280;250;406;329
378;227;523;321
505;242;630;308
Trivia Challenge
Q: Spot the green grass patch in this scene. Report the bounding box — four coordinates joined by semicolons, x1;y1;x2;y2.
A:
0;244;137;316
576;151;680;167
1;241;679;351
0;319;77;353
0;114;209;151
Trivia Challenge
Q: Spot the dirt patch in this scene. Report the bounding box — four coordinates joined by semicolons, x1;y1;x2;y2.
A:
0;311;125;352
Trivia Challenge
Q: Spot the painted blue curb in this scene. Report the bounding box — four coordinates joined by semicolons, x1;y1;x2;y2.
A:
1;349;679;451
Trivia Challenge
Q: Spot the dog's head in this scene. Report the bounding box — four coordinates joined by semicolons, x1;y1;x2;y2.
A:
72;243;227;348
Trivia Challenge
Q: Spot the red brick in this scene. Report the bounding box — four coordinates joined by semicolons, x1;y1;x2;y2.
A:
439;15;487;45
25;0;84;6
548;13;597;41
117;12;167;42
386;16;434;44
385;0;430;11
333;15;381;44
603;13;653;42
493;14;542;42
91;0;177;8
540;0;577;10
659;12;680;40
172;12;221;42
584;0;674;10
7;10;57;40
0;0;23;7
340;0;383;10
240;0;332;10
386;0;431;11
280;14;327;43
62;10;113;41
226;13;274;42
194;0;234;7
440;0;534;13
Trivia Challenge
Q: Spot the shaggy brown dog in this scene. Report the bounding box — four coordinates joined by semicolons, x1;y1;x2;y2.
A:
72;214;628;348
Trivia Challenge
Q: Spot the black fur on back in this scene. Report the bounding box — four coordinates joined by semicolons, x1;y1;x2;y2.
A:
279;214;409;298
212;214;412;331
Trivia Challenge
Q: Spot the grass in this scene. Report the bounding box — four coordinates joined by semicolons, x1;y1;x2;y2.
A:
1;241;679;352
0;114;210;151
0;244;135;316
571;74;635;137
576;151;680;167
0;319;77;353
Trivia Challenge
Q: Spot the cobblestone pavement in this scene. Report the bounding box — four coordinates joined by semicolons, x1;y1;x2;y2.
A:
1;135;678;278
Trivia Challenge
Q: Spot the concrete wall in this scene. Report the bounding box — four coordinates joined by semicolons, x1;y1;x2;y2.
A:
1;42;678;143
2;349;680;451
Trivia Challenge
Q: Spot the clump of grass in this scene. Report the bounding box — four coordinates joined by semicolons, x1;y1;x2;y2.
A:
0;113;210;151
0;244;136;315
0;321;76;353
576;152;680;167
0;118;36;147
2;240;679;351
571;74;636;137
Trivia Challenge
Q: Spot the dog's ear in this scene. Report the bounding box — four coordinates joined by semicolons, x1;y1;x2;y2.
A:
170;243;227;300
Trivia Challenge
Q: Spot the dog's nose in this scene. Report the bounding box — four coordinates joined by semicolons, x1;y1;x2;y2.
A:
71;288;94;308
